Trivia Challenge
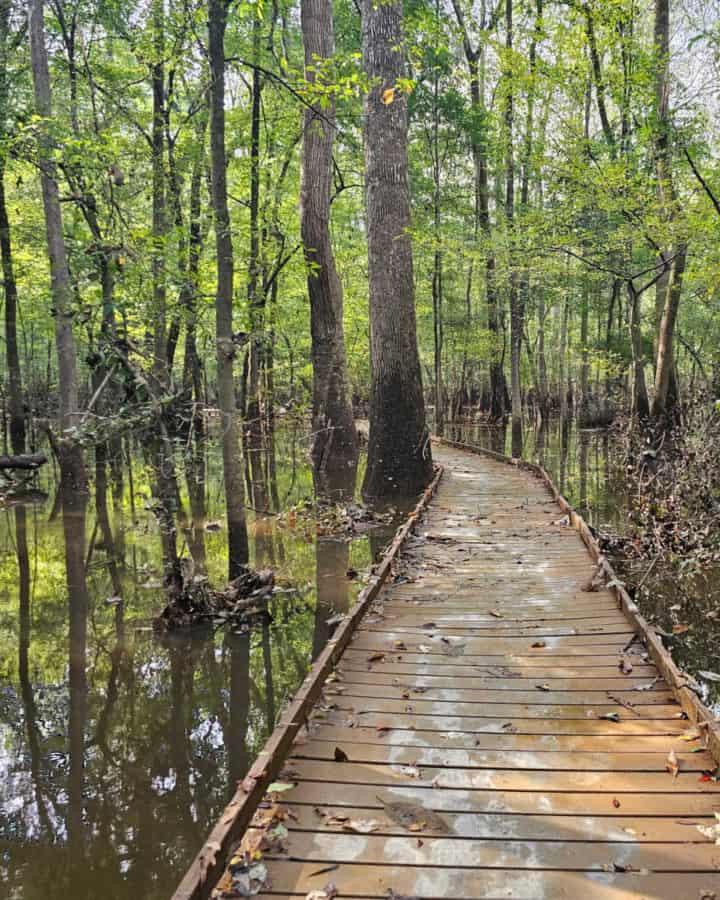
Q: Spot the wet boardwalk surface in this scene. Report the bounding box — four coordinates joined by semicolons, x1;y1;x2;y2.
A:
228;445;720;899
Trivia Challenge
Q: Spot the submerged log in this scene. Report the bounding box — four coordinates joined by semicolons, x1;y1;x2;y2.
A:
0;453;47;470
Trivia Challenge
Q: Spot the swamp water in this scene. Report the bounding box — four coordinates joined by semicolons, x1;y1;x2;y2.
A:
0;420;400;900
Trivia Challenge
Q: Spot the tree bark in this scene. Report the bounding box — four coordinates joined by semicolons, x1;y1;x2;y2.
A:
627;282;650;420
361;0;432;500
650;0;686;420
506;0;522;457
29;0;80;436
300;0;358;491
450;0;507;421
152;0;168;386
208;0;249;575
0;0;24;454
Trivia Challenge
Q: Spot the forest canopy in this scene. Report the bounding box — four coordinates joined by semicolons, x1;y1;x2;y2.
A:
1;0;719;478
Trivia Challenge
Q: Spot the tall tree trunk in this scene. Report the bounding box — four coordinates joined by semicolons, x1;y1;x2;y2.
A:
506;0;523;457
0;1;24;454
245;16;264;434
208;0;249;575
451;0;507;421
29;0;80;440
361;0;432;500
300;0;358;491
651;0;686;421
431;0;444;436
152;0;167;386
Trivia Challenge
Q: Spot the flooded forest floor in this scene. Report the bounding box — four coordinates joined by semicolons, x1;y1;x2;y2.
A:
0;415;718;899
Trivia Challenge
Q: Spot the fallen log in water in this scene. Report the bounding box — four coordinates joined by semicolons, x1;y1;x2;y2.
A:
153;566;275;631
0;453;47;470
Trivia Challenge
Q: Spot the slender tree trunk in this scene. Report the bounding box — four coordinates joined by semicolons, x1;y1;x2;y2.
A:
208;0;249;575
431;5;444;437
182;112;208;428
246;16;264;434
300;0;358;490
361;0;432;500
450;0;507;420
29;0;80;441
1;3;24;454
152;0;167;386
651;0;686;420
579;278;590;422
627;282;650;420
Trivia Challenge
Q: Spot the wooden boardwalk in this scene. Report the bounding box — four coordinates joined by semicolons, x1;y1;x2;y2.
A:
181;443;720;900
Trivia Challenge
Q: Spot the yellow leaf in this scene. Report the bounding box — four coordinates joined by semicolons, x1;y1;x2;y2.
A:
382;87;395;105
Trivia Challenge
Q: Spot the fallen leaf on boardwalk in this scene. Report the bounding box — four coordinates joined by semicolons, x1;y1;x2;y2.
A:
698;670;720;682
422;622;437;629
500;722;518;733
612;798;621;808
606;692;638;714
633;679;659;691
666;749;680;778
681;731;702;742
418;644;432;653
307;864;339;878
199;840;221;884
378;798;449;833
696;812;720;844
241;775;258;793
600;712;620;722
394;640;407;650
535;683;551;692
267;781;296;793
333;747;349;762
367;652;385;663
343;819;383;833
305;885;338;900
531;640;546;648
376;725;392;734
226;861;268;896
618;657;633;675
672;623;690;635
489;610;503;618
396;765;421;778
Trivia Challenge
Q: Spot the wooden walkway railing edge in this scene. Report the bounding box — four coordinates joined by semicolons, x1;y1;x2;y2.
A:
170;463;445;900
434;435;720;766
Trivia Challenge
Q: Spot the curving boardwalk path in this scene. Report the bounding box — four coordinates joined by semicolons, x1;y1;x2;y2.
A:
215;444;720;899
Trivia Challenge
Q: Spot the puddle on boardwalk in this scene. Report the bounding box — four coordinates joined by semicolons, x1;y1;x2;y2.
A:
0;420;405;899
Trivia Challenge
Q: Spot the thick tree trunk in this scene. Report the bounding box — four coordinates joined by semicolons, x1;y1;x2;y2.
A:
208;0;249;575
29;0;80;436
361;0;432;500
300;0;358;490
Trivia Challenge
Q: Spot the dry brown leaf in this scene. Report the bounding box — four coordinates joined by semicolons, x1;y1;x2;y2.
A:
666;749;680;778
198;840;221;884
